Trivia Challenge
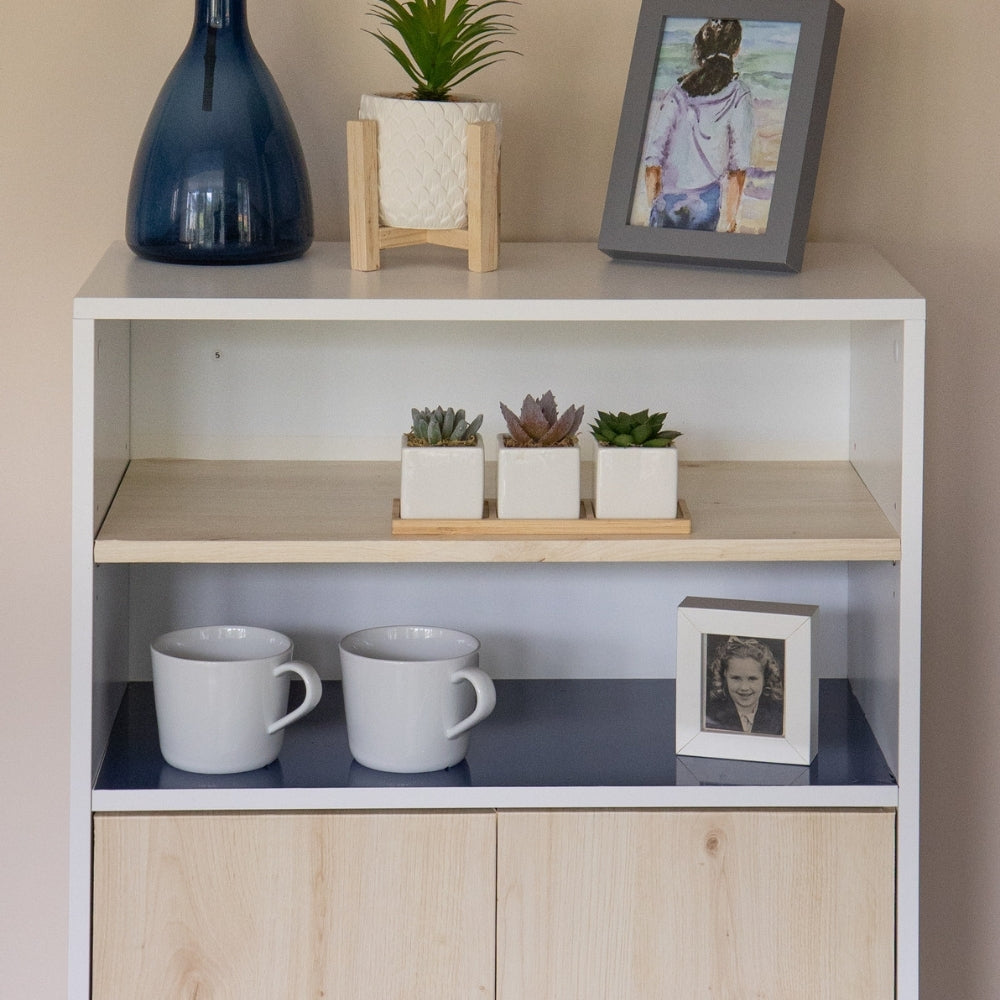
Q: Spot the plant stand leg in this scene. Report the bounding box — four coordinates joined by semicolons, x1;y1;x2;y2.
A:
347;119;381;272
467;122;499;273
347;121;500;273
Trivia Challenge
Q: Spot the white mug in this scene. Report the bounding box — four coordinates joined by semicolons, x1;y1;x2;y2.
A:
339;625;496;773
151;625;322;774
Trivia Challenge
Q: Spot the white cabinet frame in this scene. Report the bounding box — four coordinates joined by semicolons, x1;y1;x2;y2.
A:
70;241;924;999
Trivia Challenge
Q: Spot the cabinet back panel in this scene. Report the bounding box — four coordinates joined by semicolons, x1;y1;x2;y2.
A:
126;561;851;680
129;320;850;462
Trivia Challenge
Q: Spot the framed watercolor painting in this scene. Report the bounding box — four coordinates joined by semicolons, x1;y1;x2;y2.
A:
599;0;843;271
675;596;819;765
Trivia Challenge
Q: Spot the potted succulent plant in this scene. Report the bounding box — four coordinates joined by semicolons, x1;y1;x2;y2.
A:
591;409;682;519
400;406;485;518
497;391;584;519
360;0;517;230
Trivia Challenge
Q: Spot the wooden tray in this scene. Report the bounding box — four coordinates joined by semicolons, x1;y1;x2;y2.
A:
391;499;691;538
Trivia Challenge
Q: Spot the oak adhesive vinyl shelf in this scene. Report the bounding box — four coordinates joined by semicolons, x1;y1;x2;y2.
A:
94;458;900;563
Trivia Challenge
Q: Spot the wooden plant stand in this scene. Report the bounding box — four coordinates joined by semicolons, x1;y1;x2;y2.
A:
347;119;500;273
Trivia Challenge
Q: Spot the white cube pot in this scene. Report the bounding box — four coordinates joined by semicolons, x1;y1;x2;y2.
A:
359;93;502;230
496;434;580;519
593;443;679;519
399;434;485;519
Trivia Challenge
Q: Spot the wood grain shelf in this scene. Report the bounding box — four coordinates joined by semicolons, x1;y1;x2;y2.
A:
94;458;901;563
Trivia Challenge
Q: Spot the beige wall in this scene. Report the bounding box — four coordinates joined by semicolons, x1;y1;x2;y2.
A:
1;0;995;996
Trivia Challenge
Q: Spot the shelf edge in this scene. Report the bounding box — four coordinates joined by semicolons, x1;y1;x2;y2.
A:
92;783;899;813
92;537;902;563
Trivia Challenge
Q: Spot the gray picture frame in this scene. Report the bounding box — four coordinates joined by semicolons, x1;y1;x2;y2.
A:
598;0;843;272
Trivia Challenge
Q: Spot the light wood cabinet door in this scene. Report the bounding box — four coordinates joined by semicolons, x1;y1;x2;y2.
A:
497;809;895;1000
93;811;496;1000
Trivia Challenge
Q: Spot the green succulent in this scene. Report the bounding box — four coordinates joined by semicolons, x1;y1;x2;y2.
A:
366;0;519;102
408;405;484;446
500;390;584;447
590;409;681;448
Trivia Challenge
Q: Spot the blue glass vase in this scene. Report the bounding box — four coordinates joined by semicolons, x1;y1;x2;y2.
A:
126;0;313;264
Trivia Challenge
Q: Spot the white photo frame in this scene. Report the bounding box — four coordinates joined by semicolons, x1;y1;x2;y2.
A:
676;596;818;765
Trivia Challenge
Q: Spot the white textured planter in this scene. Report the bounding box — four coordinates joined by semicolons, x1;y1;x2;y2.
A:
399;434;485;519
593;443;679;519
359;93;502;229
496;434;580;519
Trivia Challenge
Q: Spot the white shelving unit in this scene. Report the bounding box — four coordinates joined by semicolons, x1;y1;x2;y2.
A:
71;241;925;999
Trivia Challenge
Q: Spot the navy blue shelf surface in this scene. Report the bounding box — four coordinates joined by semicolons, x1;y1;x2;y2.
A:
96;679;895;793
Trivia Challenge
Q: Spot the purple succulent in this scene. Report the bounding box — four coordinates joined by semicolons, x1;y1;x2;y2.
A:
500;390;584;446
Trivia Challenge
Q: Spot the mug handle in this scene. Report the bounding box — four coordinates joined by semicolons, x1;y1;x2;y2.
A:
267;661;323;734
445;666;497;740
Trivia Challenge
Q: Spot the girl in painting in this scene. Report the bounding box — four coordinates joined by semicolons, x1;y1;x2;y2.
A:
642;18;754;232
704;635;783;735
